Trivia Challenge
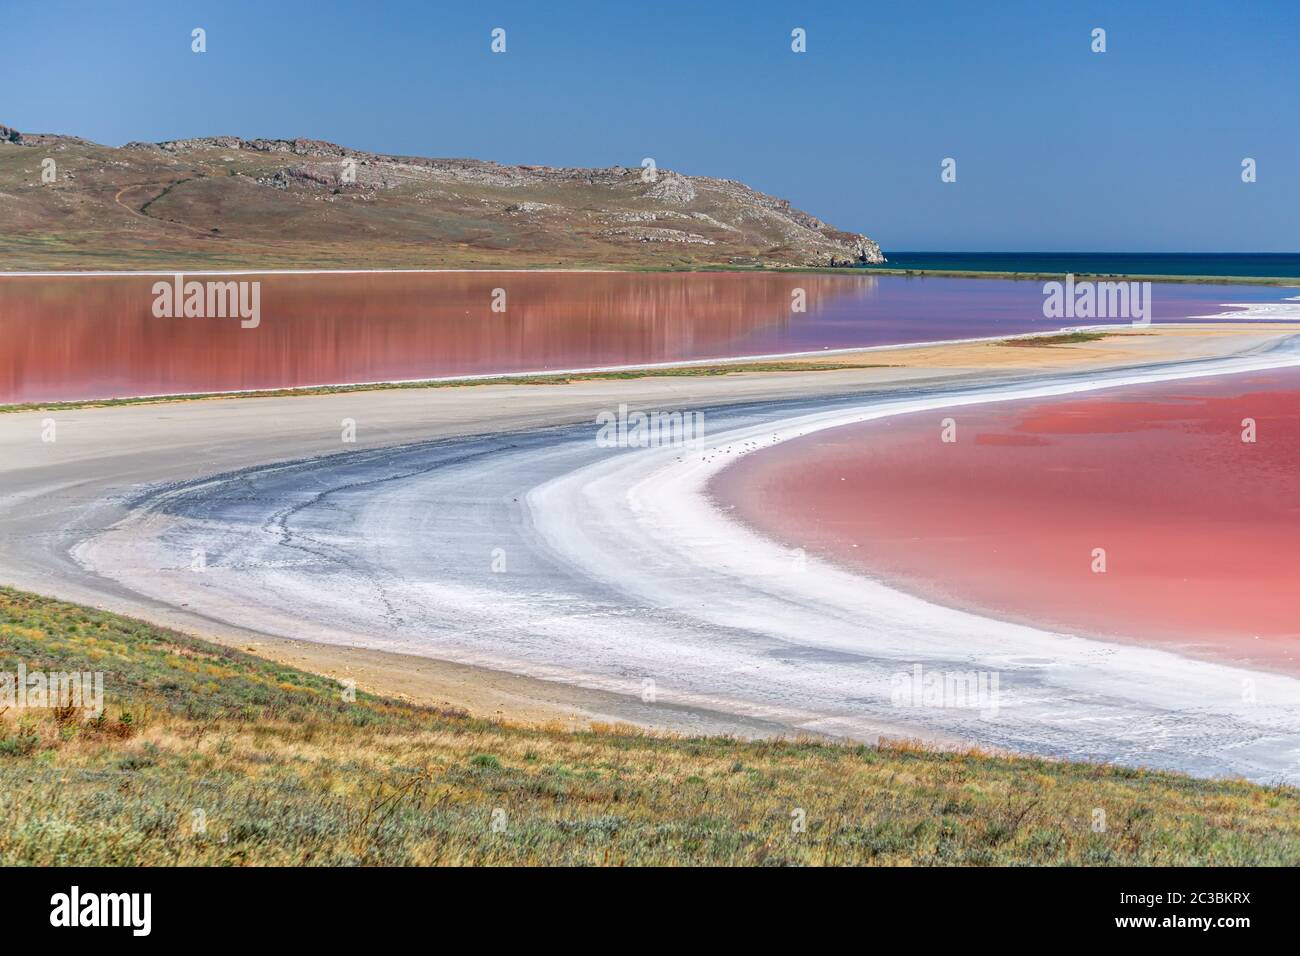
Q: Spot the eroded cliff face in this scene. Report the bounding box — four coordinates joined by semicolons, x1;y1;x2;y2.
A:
0;126;884;270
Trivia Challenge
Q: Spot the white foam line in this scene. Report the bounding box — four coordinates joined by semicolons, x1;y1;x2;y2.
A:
1193;304;1300;320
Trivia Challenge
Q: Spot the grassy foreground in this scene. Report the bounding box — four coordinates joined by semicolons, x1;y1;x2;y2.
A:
1;586;1296;866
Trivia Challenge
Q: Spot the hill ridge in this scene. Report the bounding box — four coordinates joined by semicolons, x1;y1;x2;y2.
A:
0;123;884;271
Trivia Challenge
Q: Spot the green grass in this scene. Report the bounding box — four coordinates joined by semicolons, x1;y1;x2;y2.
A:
1;586;1297;865
999;332;1112;347
0;361;890;415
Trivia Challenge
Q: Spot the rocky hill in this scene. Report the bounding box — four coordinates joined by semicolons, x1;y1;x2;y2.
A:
0;124;883;271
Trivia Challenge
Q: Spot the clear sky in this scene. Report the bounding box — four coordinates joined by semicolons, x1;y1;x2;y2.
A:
3;0;1296;252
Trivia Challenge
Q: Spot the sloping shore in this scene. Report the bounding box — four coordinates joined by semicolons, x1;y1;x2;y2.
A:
6;586;1296;866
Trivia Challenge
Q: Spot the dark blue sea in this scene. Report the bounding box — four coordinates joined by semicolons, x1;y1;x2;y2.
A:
862;253;1300;280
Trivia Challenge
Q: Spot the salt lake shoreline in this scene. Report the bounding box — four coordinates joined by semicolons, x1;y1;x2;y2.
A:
5;270;1295;409
61;326;1300;781
4;323;1300;778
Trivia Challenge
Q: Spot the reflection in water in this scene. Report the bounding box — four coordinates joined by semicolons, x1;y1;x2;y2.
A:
0;272;1278;403
1;272;868;403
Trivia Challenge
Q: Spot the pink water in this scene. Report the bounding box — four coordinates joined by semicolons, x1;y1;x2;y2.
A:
711;369;1300;674
0;272;1280;403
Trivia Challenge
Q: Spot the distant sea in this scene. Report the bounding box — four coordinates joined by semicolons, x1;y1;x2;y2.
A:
862;252;1300;279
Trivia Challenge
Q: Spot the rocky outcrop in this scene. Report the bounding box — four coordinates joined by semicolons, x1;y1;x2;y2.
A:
644;172;697;205
126;135;359;158
599;226;716;245
0;124;91;148
822;230;885;267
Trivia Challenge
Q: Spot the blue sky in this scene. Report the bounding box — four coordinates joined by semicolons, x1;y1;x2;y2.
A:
3;0;1296;252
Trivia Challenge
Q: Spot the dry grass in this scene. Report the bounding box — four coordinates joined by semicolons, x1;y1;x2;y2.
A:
0;361;891;414
999;332;1112;348
1;586;1296;866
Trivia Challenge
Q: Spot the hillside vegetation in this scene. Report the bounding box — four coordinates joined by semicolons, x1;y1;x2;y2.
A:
0;125;882;272
0;587;1296;865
